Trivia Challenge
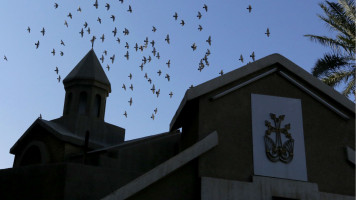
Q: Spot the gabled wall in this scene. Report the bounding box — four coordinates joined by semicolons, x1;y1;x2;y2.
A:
194;66;354;195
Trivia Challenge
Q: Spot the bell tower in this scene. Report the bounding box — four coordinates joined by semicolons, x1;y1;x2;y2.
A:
62;49;111;121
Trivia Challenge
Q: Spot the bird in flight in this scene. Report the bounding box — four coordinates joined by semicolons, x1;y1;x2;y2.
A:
110;54;115;64
129;84;133;91
152;47;156;56
239;54;244;63
191;43;197;51
111;27;117;37
144;37;149;45
41;27;45;36
154;108;158;114
105;3;110;10
151;114;155;120
60;51;64;56
57;75;61;82
203;4;208;12
123;111;127;118
198;25;203;31
250;51;255;61
64;20;68;28
166;60;171;68
180;20;185;26
27;26;31;33
247;5;252;13
173;12;178;20
106;65;110;71
127;5;132;13
148;77;152;83
128;97;132;106
100;34;105;42
151;84;155;94
90;35;96;48
84;22;88;28
150;40;155;47
93;0;98;9
35;41;40;49
157;70;162;76
134;43;138;51
54;3;58;9
125;42;129;49
165;74;170;81
156;89;160;97
97;17;102;24
79;28;84;37
144;73;148;79
206;49;211;56
152;26;156;32
103;50;107;55
128;73;132;80
122;84;126;90
265;28;270;37
77;7;81;12
119;0;124;4
51;48;56;56
169;92;173;98
116;37;120;44
100;54;104;63
156;52;160;59
165;34;170;44
219;70;224;76
4;55;7;61
124;51;129;60
54;66;59;74
67;12;72;19
111;15;116;22
123;28;129;35
197;11;202;19
206;36;211;46
60;40;65;46
87;27;91;34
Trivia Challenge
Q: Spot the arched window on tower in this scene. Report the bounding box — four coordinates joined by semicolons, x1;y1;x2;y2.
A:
78;92;87;115
65;93;72;115
93;94;101;118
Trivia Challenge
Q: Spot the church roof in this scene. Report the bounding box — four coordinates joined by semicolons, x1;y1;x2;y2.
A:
63;49;111;88
170;53;355;130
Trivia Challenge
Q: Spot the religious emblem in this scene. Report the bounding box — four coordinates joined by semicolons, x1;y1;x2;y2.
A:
264;113;294;163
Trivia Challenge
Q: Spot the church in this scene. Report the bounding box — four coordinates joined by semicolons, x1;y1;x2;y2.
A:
0;49;354;200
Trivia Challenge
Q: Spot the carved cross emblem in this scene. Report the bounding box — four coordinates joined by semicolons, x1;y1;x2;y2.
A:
264;113;294;163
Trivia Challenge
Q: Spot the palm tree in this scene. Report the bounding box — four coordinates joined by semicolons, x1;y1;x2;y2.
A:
305;0;355;98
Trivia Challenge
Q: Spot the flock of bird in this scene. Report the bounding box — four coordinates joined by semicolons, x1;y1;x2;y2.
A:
4;1;271;122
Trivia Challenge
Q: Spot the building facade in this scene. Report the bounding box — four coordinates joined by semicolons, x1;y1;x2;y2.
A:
0;50;354;200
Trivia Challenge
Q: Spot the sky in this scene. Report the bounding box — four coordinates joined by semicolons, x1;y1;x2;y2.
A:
0;0;341;169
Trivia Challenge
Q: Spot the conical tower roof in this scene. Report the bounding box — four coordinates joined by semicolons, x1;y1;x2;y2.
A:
63;49;111;91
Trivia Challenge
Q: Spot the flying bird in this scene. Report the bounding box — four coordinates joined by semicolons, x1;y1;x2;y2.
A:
127;5;132;13
54;66;59;74
87;27;91;34
41;27;45;36
110;15;115;22
57;75;61;82
250;51;255;61
35;41;40;49
105;3;110;10
152;47;156;56
150;40;155;47
173;12;178;20
203;4;208;12
60;51;64;56
51;49;55;56
157;70;162;76
90;35;96;48
247;5;252;13
148;56;152;63
125;42;129;49
206;36;211;46
123;28;129;35
148;77;152;83
191;43;197;51
154;108;158;114
4;55;7;61
151;84;155;94
265;28;270;37
124;51;129;60
128;97;132;106
144;73;148;79
100;34;105;42
110;54;115;63
165;74;170;81
122;84;126;90
97;17;102;24
206;49;211;56
198;25;203;31
180;20;185;26
84;22;88;28
156;52;160;59
219;70;224;76
129;84;133;91
54;3;58;9
27;26;31;33
169;92;173;98
152;26;156;32
166;60;170;68
151;114;155;120
60;40;65;46
100;54;104;63
77;7;81;12
197;11;202;19
156;89;160;97
116;37;120;44
106;65;110;71
79;28;84;37
64;20;68;28
67;12;72;19
165;34;170;44
123;111;127;118
93;0;98;9
134;43;138;51
103;50;107;55
239;54;244;63
119;0;124;4
128;73;132;80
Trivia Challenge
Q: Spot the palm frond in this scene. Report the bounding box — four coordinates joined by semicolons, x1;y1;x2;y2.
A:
321;70;354;87
312;53;349;77
304;35;350;52
342;77;355;97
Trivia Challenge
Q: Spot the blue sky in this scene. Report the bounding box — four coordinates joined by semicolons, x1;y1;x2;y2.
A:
0;0;339;168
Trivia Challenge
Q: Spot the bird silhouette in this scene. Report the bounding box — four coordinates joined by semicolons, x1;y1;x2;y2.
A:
250;51;255;61
128;73;132;80
154;108;158;114
124;51;129;60
110;15;115;22
166;60;171;68
165;34;170;44
239;54;244;63
67;12;72;19
51;49;55;56
100;55;104;63
106;65;110;71
157;70;162;76
206;36;211;46
110;54;115;63
173;12;178;20
35;41;40;49
84;22;88;28
60;40;65;46
64;20;68;28
191;43;197;51
165;74;170;81
129;84;133;91
127;5;132;13
128;97;132;106
105;3;110;10
156;89;160;97
90;35;96;48
203;4;208;12
41;27;45;36
97;17;102;24
93;0;98;9
100;34;105;42
247;5;252;13
152;26;157;32
169;92;173;98
80;28;84;37
4;55;8;61
54;3;58;9
54;66;59;74
180;20;185;26
198;25;203;31
219;70;224;76
77;7;81;12
122;84;126;90
57;75;61;82
265;28;270;37
60;51;64;56
197;11;202;19
27;26;31;33
123;111;127;118
151;114;155;120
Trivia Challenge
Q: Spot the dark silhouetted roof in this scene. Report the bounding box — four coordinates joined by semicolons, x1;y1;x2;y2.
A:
63;49;110;87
